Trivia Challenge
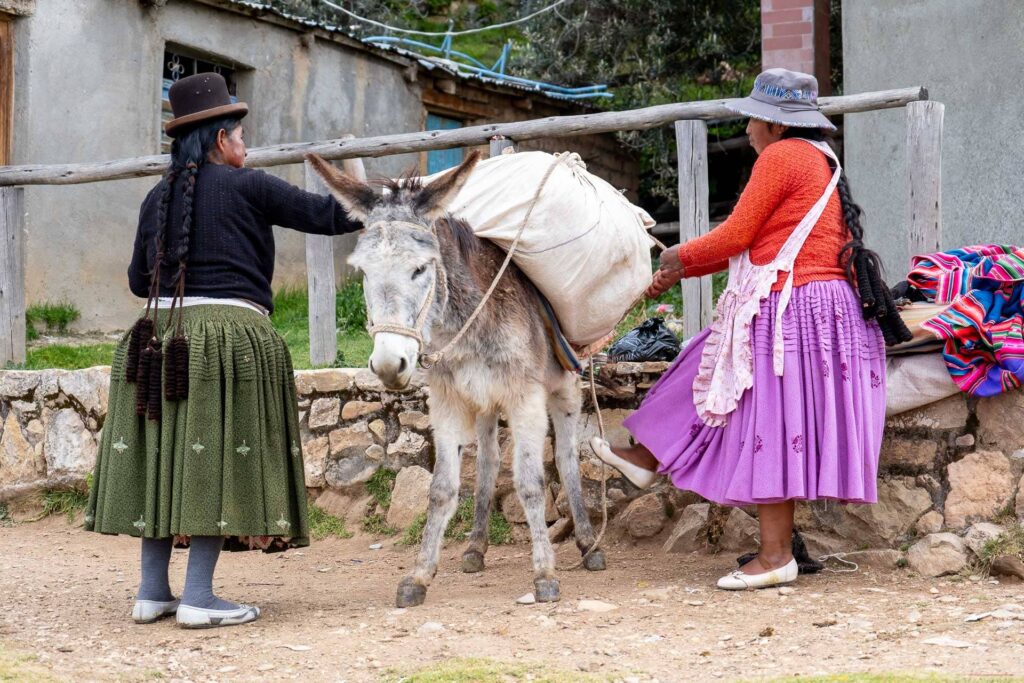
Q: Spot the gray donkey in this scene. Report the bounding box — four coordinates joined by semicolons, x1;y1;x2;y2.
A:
308;151;606;607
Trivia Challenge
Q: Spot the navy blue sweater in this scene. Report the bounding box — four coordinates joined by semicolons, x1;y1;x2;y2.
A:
128;163;361;313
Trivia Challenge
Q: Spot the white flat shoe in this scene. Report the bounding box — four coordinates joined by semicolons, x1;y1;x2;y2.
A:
589;437;658;489
717;558;798;591
176;603;261;629
132;599;180;624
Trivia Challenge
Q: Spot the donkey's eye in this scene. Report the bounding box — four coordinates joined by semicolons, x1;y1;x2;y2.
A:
412;265;427;279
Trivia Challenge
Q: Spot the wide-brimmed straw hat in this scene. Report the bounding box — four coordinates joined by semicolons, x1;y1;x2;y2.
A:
165;73;248;138
725;68;835;131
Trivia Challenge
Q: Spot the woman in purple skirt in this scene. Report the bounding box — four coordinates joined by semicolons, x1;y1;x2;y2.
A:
591;69;909;590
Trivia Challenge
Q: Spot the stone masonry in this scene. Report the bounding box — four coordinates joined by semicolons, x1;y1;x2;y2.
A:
1;364;1023;559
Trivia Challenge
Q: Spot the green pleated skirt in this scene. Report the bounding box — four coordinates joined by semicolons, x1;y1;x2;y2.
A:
85;305;309;551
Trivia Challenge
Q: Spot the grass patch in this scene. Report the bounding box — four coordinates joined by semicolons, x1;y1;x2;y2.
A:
399;497;514;547
366;467;398;509
0;504;11;527
400;513;427;546
385;657;612;683
0;642;60;682
308;505;353;540
18;343;116;371
361;513;399;537
42;489;89;523
976;523;1024;573
271;285;373;369
760;675;1024;683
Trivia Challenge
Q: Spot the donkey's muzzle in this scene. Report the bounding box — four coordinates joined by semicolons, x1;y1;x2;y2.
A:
369;332;418;390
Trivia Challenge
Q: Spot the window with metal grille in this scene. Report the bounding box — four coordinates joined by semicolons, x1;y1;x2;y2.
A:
425;113;464;173
161;49;238;152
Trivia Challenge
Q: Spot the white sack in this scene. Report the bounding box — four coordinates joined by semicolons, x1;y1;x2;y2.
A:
885;353;959;416
429;151;656;346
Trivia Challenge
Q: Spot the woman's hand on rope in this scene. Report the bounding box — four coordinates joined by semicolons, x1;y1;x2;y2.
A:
646;246;685;298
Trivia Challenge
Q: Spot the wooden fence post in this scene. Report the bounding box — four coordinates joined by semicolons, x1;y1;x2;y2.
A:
0;186;24;366
489;135;516;157
905;100;944;262
304;161;338;367
675;120;712;339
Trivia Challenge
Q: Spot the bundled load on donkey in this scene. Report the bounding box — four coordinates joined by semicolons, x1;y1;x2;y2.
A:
421;150;659;347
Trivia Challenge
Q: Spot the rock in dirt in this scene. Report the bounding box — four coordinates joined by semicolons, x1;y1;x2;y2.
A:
516;593;536;605
501;487;558;524
907;533;968;577
718;508;760;552
663;503;709;554
990;555;1024;580
417;621;445;636
578;600;618;613
619;493;666;539
386;466;433;529
547;517;574;543
963;522;1005;558
922;636;972;648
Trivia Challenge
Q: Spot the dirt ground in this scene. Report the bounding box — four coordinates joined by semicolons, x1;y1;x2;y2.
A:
1;517;1023;683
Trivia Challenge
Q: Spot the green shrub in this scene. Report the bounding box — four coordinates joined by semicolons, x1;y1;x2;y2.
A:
361;513;399;537
366;468;398;509
0;504;12;527
336;279;368;334
26;302;81;335
399;497;514;547
400;513;427;546
308;505;353;540
42;489;89;523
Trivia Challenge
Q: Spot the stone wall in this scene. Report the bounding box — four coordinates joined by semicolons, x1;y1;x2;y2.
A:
2;365;1023;560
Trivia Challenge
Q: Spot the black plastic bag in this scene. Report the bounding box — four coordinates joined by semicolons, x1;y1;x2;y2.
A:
607;317;680;362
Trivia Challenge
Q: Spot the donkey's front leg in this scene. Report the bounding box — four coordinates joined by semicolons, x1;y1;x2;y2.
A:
510;388;559;602
396;400;471;608
462;412;499;574
549;375;606;571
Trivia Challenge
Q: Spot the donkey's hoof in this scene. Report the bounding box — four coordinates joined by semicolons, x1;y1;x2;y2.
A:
582;549;607;572
533;578;561;603
396;578;427;608
461;550;486;574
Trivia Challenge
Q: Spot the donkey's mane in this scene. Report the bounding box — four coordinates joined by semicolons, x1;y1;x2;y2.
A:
435;214;480;262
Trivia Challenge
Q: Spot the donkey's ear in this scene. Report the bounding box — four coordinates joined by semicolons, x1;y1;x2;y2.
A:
415;150;481;220
305;153;377;222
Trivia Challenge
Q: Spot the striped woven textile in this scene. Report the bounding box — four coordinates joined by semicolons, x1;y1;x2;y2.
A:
909;245;1024;397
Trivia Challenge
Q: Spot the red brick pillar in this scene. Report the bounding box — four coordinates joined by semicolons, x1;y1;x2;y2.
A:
761;0;831;95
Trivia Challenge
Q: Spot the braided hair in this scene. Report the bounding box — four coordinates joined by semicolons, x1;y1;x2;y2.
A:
125;115;243;418
780;128;912;346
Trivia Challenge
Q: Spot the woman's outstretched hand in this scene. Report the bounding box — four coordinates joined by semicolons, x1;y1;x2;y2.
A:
646;245;684;298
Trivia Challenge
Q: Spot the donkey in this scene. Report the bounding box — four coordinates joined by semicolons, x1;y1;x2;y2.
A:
308;151;606;607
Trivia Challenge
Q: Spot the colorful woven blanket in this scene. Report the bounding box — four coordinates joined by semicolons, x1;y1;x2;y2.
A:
908;245;1024;396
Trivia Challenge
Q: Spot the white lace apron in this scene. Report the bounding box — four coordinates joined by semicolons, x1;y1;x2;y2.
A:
692;139;842;427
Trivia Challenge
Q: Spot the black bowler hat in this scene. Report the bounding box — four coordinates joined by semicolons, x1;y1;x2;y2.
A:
165;73;248;138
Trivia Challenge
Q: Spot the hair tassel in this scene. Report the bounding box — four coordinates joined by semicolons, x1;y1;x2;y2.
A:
164;335;190;402
125;317;153;383
146;339;164;421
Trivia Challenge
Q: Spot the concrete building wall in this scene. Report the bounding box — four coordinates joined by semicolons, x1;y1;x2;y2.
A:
13;0;422;330
843;0;1024;276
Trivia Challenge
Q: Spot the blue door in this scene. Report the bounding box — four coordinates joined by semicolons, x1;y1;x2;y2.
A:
426;114;464;173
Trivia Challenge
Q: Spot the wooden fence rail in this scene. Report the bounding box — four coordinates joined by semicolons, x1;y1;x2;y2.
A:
0;87;926;187
0;86;939;367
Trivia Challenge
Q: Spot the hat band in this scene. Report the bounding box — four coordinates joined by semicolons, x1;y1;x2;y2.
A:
749;91;820;112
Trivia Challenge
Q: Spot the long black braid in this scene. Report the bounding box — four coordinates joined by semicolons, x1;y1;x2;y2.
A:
125;115;243;418
781;128;912;346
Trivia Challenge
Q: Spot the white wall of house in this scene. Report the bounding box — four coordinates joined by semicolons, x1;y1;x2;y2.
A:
843;0;1024;276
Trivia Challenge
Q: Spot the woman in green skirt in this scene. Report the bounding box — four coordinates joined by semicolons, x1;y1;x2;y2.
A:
85;73;362;628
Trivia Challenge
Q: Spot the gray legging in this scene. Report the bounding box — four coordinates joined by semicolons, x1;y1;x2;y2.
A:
138;536;239;611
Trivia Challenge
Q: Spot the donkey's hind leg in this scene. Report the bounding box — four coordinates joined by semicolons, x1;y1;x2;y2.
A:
549;373;607;571
462;412;500;574
396;394;472;608
509;386;560;602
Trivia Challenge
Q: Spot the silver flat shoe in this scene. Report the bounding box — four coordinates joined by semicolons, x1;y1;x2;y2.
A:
176;603;261;629
590;437;658;489
717;558;798;591
132;598;180;624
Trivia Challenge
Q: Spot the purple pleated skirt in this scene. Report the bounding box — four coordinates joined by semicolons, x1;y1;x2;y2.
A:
623;280;886;506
